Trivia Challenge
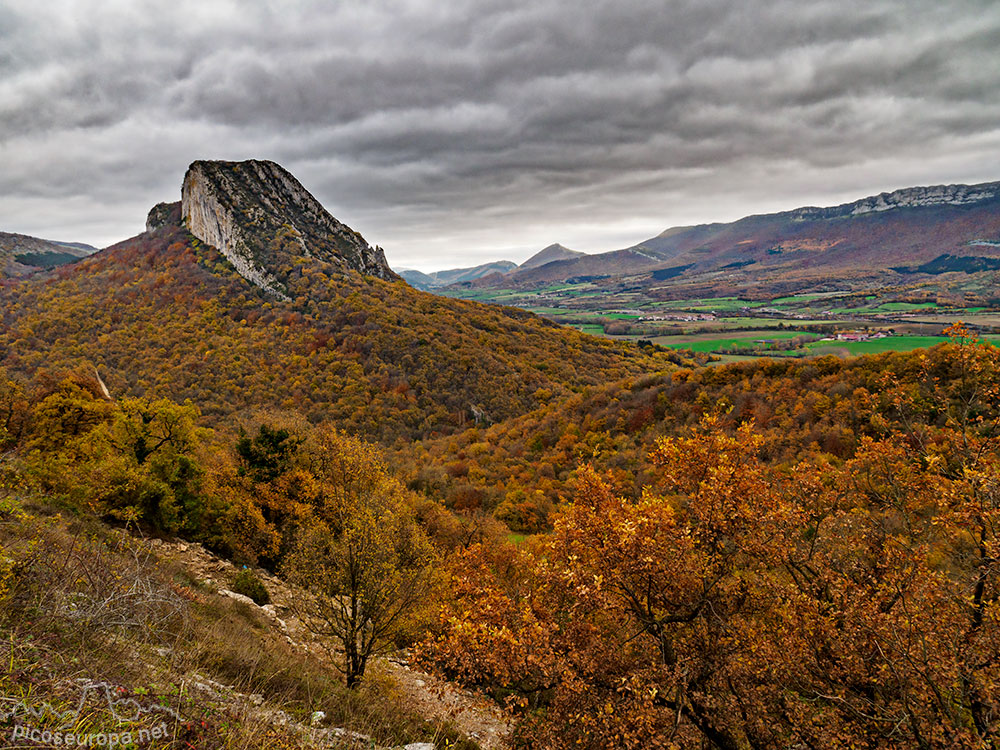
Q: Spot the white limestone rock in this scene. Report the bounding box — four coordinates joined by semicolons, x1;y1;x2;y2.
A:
180;159;398;300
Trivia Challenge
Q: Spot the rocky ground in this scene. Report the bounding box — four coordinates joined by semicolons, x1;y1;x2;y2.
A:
148;537;510;750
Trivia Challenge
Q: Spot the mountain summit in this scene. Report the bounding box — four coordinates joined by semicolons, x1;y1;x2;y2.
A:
518;243;585;270
181;159;397;298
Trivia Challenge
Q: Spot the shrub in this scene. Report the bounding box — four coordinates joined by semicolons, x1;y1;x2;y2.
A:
231;568;270;605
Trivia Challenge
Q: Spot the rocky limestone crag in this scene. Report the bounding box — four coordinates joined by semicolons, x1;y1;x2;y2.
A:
146;201;180;233
180;159;398;298
787;181;1000;222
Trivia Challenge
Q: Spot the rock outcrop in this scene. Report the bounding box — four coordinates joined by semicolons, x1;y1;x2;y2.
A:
146;201;179;233
180;159;398;298
787;181;1000;221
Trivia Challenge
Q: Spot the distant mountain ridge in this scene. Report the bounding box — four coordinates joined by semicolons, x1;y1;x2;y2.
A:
398;260;517;290
398;244;587;291
786;181;1000;221
472;179;1000;292
0;231;96;278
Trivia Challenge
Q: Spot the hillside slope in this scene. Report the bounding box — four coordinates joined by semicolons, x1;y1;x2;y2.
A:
394;343;972;530
484;180;1000;295
0;204;665;444
0;231;96;278
0;497;493;749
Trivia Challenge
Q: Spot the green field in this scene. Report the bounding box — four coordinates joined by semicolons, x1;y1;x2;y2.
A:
654;330;811;353
656;332;992;357
808;334;1000;356
806;335;947;355
439;284;1000;360
874;302;940;312
652;297;763;312
526;307;573;315
769;292;851;305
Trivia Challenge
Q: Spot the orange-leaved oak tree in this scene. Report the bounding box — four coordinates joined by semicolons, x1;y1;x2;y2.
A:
421;410;1000;749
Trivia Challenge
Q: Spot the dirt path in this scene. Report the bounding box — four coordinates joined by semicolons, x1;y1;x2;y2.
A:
382;658;509;750
149;537;510;749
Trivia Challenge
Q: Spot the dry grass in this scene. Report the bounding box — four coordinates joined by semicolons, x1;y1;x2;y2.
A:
0;495;480;749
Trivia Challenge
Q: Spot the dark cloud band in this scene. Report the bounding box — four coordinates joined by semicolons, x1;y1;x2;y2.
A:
1;0;998;269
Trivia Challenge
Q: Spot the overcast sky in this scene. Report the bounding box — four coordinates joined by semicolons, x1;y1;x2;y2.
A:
2;0;999;271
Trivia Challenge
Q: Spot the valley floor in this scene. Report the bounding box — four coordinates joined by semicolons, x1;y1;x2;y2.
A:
442;284;1000;359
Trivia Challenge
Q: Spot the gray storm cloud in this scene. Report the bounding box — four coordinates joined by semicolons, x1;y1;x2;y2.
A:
1;0;999;269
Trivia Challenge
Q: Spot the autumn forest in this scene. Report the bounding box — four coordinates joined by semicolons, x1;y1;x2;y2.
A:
2;168;1000;750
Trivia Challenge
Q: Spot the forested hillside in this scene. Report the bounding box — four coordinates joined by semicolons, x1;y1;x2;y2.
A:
394;338;976;529
0;213;671;444
420;327;1000;748
2;313;998;748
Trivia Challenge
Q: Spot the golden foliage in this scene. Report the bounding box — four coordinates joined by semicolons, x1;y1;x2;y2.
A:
424;359;1000;748
0;224;666;444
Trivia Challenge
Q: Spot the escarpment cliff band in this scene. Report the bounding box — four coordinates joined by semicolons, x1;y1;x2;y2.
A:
181;159;397;298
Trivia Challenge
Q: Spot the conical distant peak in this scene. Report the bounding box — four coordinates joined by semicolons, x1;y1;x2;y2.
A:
519;243;585;270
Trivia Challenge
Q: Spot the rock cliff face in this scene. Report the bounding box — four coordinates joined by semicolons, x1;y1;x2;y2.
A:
180;159;397;298
787;181;1000;221
146;202;179;233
